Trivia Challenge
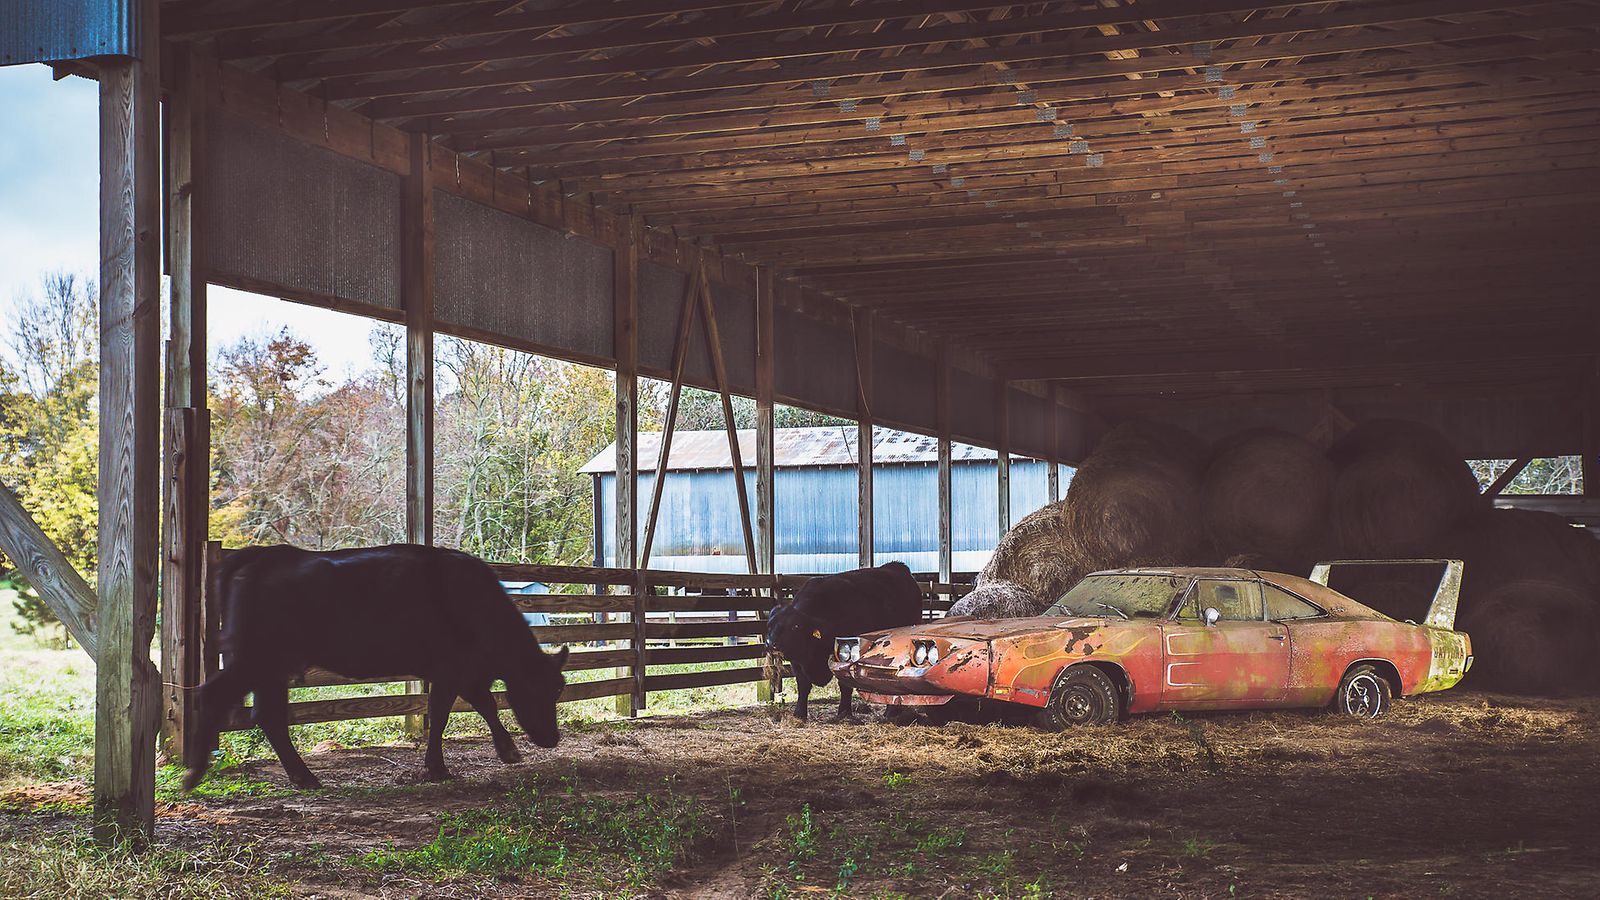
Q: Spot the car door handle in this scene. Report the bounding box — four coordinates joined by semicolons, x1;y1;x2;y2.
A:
1267;635;1286;641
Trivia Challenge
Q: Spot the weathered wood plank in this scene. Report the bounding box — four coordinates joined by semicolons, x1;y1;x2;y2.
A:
644;665;772;693
854;309;874;569
511;594;634;614
0;482;98;658
530;622;637;644
94;5;163;842
647;644;769;666
645;620;765;640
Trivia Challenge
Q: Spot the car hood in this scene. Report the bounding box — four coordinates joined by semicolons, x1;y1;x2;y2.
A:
876;615;1116;643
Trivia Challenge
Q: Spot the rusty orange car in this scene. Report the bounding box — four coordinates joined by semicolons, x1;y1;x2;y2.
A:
830;563;1473;727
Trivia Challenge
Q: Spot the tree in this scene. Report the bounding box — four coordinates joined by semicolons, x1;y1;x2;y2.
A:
209;328;405;550
0;273;100;641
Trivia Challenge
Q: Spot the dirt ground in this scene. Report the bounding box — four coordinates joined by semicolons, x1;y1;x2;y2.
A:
5;690;1600;898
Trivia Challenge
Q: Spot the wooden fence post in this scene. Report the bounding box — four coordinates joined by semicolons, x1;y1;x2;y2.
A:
632;571;649;715
936;346;954;587
854;309;874;569
996;380;1011;536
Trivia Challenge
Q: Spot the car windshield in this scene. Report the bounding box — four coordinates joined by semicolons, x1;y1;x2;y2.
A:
1044;574;1190;620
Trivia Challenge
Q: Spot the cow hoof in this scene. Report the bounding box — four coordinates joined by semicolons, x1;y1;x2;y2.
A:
424;768;456;783
288;771;323;790
181;766;208;792
495;743;522;765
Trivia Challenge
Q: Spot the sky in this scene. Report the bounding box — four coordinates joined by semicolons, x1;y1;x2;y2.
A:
0;64;379;380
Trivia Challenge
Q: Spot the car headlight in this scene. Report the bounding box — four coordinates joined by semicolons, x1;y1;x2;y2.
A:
912;640;939;666
835;638;860;662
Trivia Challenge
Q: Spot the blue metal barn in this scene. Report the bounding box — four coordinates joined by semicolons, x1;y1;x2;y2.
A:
583;428;1074;575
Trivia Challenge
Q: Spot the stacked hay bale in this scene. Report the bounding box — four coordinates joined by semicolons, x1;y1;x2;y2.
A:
1326;419;1486;558
1201;428;1332;575
1060;421;1208;571
1434;508;1600;694
968;498;1087;617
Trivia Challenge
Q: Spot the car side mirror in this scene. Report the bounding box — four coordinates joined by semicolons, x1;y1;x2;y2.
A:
1203;607;1221;627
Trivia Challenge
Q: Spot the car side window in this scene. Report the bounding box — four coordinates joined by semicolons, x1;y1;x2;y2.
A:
1264;584;1324;621
1194;580;1263;622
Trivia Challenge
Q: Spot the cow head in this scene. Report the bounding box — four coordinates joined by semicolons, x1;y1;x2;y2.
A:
766;610;833;687
506;645;569;748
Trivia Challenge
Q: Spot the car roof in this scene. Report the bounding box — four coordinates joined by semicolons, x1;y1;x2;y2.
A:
1083;568;1390;621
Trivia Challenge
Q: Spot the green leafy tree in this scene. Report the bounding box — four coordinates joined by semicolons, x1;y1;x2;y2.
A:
0;273;100;641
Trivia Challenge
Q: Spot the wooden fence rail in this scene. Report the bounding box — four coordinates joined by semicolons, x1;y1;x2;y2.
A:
186;545;972;739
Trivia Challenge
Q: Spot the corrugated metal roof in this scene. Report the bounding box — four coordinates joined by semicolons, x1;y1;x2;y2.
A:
581;427;999;474
2;0;139;65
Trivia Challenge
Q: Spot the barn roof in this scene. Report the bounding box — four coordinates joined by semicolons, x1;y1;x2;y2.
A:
580;427;1003;474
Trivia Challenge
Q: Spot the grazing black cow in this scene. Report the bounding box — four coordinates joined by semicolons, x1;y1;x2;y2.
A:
766;561;923;720
184;544;569;790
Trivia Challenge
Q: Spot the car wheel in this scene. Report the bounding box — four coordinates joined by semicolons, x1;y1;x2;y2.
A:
1036;665;1122;731
1335;664;1392;720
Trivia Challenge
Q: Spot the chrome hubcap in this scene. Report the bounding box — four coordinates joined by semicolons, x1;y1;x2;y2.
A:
1345;675;1379;717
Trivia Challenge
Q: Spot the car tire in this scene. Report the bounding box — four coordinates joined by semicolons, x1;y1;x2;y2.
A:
1335;663;1392;720
1036;665;1122;731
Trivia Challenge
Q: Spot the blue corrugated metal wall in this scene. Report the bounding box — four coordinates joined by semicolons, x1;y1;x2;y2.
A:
596;460;1072;574
2;0;139;65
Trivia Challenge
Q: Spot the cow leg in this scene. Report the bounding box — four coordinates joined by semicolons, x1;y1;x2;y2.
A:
837;679;855;720
461;682;520;765
253;681;321;790
423;683;458;781
182;667;250;790
795;678;812;721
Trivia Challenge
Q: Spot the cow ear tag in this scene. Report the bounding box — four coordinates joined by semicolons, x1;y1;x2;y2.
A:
811;629;823;639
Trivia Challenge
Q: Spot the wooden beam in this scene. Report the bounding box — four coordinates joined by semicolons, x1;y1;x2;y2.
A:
401;132;435;736
697;268;759;575
1046;387;1061;504
0;483;98;659
403;133;436;546
160;48;210;761
755;269;777;577
612;217;639;716
855;309;874;569
996;381;1011;536
936;345;953;584
1484;458;1534;497
641;265;705;568
94;0;162;842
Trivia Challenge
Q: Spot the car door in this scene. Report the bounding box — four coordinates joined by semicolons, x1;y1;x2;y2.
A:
1160;579;1290;707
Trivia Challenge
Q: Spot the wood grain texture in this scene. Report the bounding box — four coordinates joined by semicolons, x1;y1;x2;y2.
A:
94;10;162;842
0;482;98;658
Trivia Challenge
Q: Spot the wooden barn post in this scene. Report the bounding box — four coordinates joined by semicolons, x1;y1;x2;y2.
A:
402;132;435;735
996;381;1011;536
160;47;212;762
755;268;778;701
936;346;954;586
613;217;640;715
94;0;162;844
854;309;874;569
1047;388;1061;503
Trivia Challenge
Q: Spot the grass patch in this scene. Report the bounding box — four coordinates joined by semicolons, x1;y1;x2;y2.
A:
0;826;290;899
357;774;711;894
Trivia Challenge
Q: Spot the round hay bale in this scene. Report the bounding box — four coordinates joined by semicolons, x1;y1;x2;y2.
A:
949;579;1048;619
1458;578;1600;695
1090;420;1210;477
1327;419;1485;558
1436;508;1600;597
1065;422;1207;570
980;499;1089;603
1202;428;1332;565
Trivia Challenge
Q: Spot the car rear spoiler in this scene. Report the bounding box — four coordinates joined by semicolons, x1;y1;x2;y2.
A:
1307;558;1463;630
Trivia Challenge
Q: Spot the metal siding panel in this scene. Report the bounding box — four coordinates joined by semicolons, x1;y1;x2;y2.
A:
709;278;756;397
1008;460;1051;520
2;0;135;65
201;110;401;310
637;261;701;382
774;307;856;415
873;343;937;434
433;191;614;362
952;369;998;447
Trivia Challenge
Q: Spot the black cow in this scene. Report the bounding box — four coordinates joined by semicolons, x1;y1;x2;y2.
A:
766;561;923;720
184;544;569;790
